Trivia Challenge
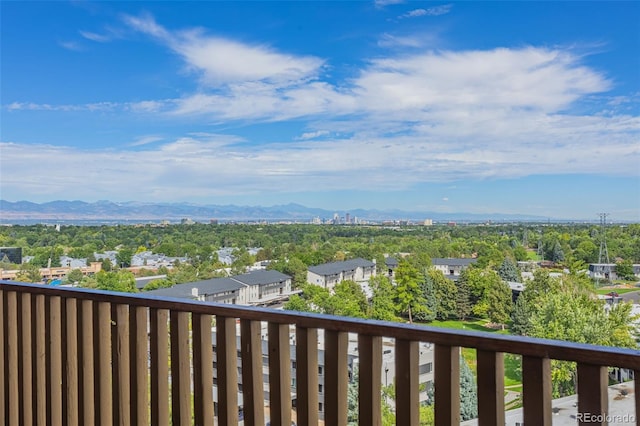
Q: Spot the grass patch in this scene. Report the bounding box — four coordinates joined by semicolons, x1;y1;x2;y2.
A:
427;319;500;333
595;287;638;295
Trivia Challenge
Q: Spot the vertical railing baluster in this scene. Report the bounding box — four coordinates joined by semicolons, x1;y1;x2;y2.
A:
7;291;19;425
96;301;113;425
397;339;420;426
0;289;5;422
434;344;460;425
21;292;33;425
217;316;239;426
268;322;292;426
636;370;640;425
296;327;318;426
522;356;552;425
358;334;382;426
65;298;79;426
240;319;265;426
325;330;348;426
476;350;505;426
113;304;131;426
577;363;608;426
80;299;94;426
34;294;47;426
171;310;192;425
47;295;62;426
150;308;170;426
193;313;214;426
130;306;149;425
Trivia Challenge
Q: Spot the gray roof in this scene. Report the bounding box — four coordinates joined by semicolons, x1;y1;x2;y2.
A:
144;269;291;299
145;277;246;299
385;257;398;268
233;269;290;286
431;258;477;267
308;258;375;276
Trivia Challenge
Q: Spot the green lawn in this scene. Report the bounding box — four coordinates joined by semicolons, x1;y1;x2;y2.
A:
420;318;524;396
426;318;503;333
595;287;638;295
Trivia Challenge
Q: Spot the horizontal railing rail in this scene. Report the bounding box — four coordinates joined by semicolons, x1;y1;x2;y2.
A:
2;280;639;425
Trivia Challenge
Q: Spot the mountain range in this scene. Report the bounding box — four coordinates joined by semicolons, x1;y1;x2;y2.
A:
0;199;552;223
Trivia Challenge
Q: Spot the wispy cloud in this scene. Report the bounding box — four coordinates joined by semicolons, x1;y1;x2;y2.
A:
130;135;164;147
374;0;405;9
377;33;425;48
297;130;330;140
59;41;83;51
123;14;324;87
398;5;452;19
79;30;111;42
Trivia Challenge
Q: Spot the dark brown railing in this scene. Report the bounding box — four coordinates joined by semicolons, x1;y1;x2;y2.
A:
1;280;639;425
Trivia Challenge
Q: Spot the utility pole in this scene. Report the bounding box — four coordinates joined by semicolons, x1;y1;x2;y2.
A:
597;213;611;286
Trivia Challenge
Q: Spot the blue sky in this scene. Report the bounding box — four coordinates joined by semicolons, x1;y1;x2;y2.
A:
1;1;639;220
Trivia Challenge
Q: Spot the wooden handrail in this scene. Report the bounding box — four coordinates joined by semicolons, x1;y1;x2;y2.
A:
1;281;639;368
2;280;640;426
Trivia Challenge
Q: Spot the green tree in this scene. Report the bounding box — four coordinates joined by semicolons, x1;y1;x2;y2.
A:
428;268;458;320
511;293;533;336
95;270;137;293
497;257;520;282
550;240;565;263
615;259;635;280
459;355;478;421
414;271;436;322
455;275;472;320
485;279;513;328
395;259;425;323
116;247;134;268
331;280;369;318
66;268;84;284
283;294;312;312
370;275;399;322
15;263;42;283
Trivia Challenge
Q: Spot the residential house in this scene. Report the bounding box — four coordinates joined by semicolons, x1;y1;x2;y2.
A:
145;269;292;306
307;258;376;290
431;258;477;280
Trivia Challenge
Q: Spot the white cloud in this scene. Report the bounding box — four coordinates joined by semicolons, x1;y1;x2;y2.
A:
130;135;164;147
398;5;452;19
59;41;83;51
377;33;425;48
123;14;324;87
297;130;330;140
374;0;405;8
79;30;111;42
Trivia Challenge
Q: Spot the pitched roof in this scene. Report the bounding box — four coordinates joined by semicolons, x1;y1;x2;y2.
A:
308;258;375;276
144;269;292;298
233;269;291;286
431;258;477;267
145;277;246;298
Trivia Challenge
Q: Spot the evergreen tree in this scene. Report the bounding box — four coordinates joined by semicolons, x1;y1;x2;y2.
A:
497;257;521;282
459;355;478;421
485;279;513;329
414;271;436;322
455;276;472;320
551;240;565;263
511;293;533;336
395;259;425;323
370;276;398;321
428;268;458;320
347;364;359;425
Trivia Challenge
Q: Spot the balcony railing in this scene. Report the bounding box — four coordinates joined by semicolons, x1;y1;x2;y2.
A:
1;280;639;426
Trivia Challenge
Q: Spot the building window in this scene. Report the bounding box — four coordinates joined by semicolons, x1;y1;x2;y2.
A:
319;384;323;393
319;403;323;412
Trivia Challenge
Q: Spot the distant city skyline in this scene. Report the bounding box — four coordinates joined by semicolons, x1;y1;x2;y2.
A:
1;2;639;221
